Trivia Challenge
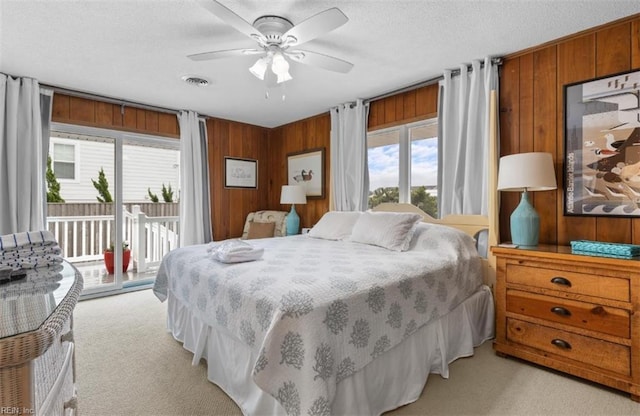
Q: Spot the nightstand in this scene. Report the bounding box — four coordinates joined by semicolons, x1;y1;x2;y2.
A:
492;245;640;401
0;261;83;414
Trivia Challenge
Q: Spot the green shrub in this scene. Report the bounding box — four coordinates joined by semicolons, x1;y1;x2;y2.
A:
148;188;159;203
46;155;65;203
161;183;174;203
91;167;113;203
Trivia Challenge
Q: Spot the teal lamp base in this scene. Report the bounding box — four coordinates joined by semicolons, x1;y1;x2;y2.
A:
510;191;540;247
285;205;300;235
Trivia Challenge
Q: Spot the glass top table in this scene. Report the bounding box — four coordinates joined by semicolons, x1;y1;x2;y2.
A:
0;260;83;339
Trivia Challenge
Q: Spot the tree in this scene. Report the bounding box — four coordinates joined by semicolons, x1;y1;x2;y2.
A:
147;188;159;202
368;187;399;209
91;167;113;203
161;183;174;203
411;186;438;217
367;186;438;218
46;155;65;203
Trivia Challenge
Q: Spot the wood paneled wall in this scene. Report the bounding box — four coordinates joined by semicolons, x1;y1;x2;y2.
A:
49;14;640;246
207;118;270;241
202;83;439;238
52;93;179;138
368;83;439;130
266;113;331;229
499;15;640;245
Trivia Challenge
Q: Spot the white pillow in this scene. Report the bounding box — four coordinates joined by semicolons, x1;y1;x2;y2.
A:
308;211;363;240
350;211;422;251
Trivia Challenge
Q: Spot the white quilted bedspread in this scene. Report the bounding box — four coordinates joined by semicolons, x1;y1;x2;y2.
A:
153;222;482;416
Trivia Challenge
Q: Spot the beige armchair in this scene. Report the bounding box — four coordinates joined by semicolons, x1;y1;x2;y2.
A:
241;210;288;239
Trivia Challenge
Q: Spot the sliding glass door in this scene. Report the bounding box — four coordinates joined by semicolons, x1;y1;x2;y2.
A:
47;123;180;297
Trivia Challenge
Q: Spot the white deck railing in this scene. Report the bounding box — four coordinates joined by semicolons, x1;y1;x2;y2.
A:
47;205;179;272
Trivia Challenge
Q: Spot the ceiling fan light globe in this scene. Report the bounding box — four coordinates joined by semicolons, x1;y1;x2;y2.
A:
271;53;290;74
276;71;293;84
249;57;268;80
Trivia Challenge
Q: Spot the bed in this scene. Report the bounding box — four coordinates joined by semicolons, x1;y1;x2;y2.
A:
153;205;496;416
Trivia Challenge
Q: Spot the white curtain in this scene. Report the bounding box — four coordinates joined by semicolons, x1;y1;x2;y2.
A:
178;110;212;246
330;99;370;211
0;74;50;234
437;57;499;216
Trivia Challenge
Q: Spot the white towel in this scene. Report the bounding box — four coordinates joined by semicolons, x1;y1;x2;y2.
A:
0;230;57;251
0;231;63;270
208;239;264;263
1;245;62;259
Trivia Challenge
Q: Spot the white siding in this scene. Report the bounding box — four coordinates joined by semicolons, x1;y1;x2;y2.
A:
50;137;180;203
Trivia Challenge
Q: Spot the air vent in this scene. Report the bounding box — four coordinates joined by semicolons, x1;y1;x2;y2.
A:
181;75;210;87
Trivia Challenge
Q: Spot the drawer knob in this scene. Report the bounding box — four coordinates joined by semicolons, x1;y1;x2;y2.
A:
551;339;572;350
550;277;572;287
551;306;572;317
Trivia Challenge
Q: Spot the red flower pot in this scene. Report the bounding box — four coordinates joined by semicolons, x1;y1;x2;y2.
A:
104;249;131;274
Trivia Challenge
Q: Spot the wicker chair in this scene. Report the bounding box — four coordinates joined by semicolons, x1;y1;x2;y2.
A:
241;210;288;239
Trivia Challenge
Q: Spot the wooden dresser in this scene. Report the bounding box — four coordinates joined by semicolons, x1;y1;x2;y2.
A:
0;261;83;415
492;245;640;401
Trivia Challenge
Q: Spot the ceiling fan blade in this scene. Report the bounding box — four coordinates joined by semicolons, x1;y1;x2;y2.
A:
282;8;348;47
200;0;266;44
287;50;353;73
188;48;264;61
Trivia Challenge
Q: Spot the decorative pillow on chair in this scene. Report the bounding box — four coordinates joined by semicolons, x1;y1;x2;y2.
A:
308;211;362;240
350;211;422;251
246;221;276;239
242;210;288;239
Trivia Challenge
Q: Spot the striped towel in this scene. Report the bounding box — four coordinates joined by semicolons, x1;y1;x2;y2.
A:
0;230;58;251
0;230;63;270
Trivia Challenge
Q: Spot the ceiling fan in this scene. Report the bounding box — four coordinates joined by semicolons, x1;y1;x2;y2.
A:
188;1;354;84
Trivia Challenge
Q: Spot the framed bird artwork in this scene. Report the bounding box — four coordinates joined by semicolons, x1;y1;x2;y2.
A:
563;68;640;217
287;148;325;199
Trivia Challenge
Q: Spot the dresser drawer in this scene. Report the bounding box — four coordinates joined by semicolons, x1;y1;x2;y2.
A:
505;263;629;302
506;289;630;338
506;318;630;376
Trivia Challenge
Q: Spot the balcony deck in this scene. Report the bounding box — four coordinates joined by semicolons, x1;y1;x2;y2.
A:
46;203;178;296
72;259;159;291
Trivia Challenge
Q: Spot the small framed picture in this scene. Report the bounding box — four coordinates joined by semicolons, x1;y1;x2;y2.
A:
287;148;325;199
224;157;257;189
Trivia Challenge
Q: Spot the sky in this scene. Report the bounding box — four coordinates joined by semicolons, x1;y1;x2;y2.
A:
368;138;438;190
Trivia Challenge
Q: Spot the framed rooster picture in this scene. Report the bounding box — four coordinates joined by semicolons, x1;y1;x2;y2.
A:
287;147;325;199
563;68;640;217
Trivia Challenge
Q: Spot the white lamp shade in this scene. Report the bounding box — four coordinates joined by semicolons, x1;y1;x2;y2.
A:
280;185;307;204
497;152;557;192
276;71;293;84
271;53;292;84
249;57;269;80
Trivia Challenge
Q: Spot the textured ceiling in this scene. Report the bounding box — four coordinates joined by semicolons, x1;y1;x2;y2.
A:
1;0;639;128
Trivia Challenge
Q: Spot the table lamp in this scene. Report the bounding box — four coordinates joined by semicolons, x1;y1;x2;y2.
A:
280;185;307;235
497;152;557;247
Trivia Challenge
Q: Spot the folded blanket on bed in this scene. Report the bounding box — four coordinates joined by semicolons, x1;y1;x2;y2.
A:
208;239;264;263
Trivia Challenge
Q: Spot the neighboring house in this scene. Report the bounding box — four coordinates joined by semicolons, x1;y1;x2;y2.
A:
49;136;180;203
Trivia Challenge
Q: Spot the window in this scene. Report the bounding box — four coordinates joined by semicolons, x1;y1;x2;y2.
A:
367;118;438;217
50;140;76;180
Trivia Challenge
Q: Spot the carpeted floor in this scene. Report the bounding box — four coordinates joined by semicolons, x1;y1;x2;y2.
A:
73;288;640;416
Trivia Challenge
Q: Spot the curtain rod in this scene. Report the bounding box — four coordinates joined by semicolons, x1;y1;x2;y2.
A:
42;84;180;115
365;57;503;104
